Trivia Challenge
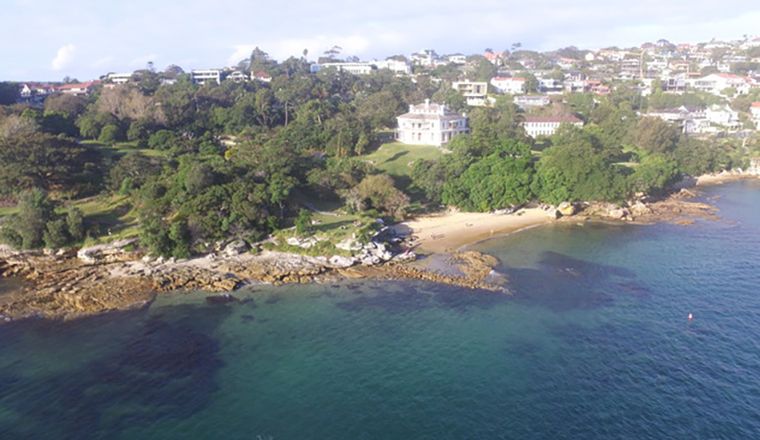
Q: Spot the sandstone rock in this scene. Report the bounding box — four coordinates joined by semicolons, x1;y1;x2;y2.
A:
558;201;577;217
286;236;319;249
77;238;138;265
607;207;630;220
329;255;357;268
223;239;249;257
336;237;363;252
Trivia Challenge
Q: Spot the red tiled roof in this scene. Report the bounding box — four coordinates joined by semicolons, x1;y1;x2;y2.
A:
523;115;582;124
56;80;99;90
751;102;760;108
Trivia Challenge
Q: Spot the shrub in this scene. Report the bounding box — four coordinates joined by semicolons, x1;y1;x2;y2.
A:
43;219;70;249
295;209;313;236
98;123;123;145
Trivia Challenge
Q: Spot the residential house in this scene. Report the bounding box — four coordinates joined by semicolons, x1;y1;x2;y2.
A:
445;54;467;65
705;104;740;129
538;78;563;94
395;99;468;147
106;72;133;84
750;102;760;125
483;50;507;65
689;73;751;96
452;80;489;106
411;49;438;67
522;115;584;138
514;95;550;109
372;59;412;75
490;77;526;95
252;71;272;82
191;69;224;85
310;62;377;75
57;81;99;96
226;71;249;82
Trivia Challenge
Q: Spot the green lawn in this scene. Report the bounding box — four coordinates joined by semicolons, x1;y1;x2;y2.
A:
0;206;18;217
360;142;443;177
82;140;167;160
69;194;140;245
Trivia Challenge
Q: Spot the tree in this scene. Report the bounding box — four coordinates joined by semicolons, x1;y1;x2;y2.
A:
442;141;535;211
98;123;123;144
43;219;70;249
168;218;192;259
635;117;680;154
628;154;679;194
0;132;101;196
66;208;85;242
533;127;628;204
295;209;313;236
344;175;409;218
0;82;19;105
15;189;56;249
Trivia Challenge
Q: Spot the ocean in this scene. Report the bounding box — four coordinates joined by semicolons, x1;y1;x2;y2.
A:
1;180;759;439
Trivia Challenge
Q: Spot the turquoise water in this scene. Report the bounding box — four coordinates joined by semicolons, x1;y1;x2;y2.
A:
1;181;759;439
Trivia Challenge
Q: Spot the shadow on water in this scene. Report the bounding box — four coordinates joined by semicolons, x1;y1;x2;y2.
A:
506;251;650;311
0;304;232;439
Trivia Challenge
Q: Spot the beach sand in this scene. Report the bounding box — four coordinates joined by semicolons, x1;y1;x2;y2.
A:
398;208;554;253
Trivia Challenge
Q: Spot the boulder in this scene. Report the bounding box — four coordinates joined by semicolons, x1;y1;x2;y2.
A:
286;236;319;249
223;239;249;257
607;207;630;220
557;201;577;217
336;237;363;252
328;255;357;268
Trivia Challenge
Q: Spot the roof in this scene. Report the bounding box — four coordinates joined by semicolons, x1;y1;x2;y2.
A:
492;77;526;82
57;81;99;90
750;102;760;108
523;115;582;124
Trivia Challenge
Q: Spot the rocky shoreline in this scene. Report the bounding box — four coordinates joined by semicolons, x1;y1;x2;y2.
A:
0;179;741;324
0;239;506;322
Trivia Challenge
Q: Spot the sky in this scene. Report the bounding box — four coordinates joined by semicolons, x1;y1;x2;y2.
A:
3;0;760;81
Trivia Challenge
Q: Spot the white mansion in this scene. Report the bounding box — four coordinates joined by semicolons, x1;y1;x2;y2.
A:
396;100;468;146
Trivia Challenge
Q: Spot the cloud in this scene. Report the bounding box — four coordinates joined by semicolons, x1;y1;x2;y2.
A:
51;44;75;71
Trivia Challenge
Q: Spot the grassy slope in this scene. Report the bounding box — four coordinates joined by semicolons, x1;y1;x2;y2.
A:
361;142;443;178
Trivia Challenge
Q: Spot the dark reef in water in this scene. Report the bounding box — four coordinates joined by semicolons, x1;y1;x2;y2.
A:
0;305;231;439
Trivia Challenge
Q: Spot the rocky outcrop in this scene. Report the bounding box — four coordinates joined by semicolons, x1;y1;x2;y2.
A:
0;253;155;321
77;238;139;264
557;202;577;217
222;239;249;257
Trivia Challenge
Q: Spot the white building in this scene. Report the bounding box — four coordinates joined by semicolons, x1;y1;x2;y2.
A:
411;49;438;67
452;80;489;106
396;100;468;147
522;115;583;138
514;95;550;109
310;62;376;75
705;104;740;129
106;72;133;84
490;77;526;94
226;71;249;82
445;53;467;65
689;73;751;96
191;69;224;85
372;59;412;75
748;102;760;123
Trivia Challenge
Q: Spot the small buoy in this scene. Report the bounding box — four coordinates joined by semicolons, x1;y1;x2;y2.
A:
688;313;693;321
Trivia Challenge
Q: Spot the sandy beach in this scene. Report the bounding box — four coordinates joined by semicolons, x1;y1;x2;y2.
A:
696;172;759;186
398;208;555;253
